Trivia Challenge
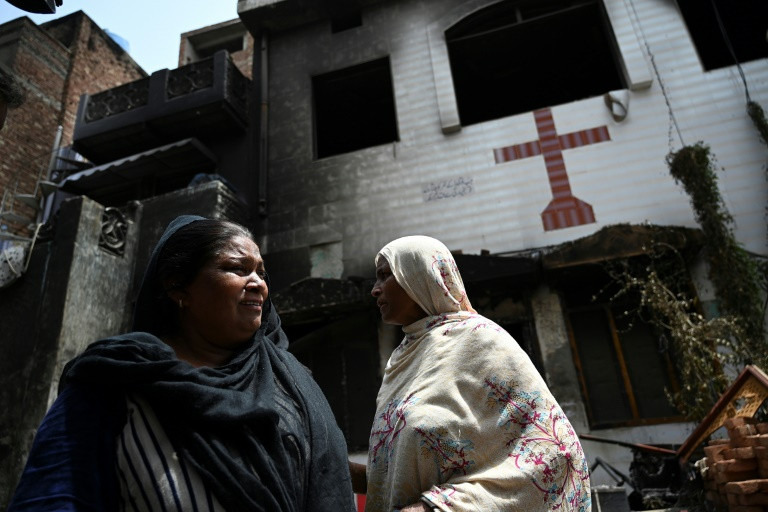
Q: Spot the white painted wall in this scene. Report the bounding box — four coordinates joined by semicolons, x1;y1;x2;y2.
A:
260;0;767;275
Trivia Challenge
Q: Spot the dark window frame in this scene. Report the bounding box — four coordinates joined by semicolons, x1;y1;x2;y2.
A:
312;57;399;159
445;0;625;126
559;268;685;429
331;10;363;33
676;0;768;72
194;36;245;59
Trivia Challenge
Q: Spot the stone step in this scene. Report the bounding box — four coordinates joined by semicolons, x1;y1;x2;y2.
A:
0;211;34;225
0;231;32;242
14;194;41;209
37;180;58;195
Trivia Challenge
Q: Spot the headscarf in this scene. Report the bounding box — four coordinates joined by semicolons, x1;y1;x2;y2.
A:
61;215;353;511
375;235;474;316
131;214;289;349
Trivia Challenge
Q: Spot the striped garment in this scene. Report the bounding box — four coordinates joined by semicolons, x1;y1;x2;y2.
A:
116;394;223;512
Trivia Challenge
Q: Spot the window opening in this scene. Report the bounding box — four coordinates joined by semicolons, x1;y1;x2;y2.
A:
285;314;380;450
313;57;399;159
445;0;624;126
194;36;245;60
676;0;768;71
561;267;682;429
331;11;363;33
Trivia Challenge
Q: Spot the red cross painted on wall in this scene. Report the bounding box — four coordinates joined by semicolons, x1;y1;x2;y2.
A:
493;108;610;231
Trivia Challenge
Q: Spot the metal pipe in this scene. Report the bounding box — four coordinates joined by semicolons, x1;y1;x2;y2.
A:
258;31;269;217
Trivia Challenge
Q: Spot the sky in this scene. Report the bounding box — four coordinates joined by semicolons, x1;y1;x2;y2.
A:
0;0;240;74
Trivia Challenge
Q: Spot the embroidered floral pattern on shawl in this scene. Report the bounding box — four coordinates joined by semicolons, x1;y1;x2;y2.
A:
415;426;475;476
485;378;591;510
370;394;418;464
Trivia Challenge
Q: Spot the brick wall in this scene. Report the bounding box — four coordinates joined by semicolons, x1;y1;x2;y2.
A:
45;13;147;144
178;23;254;79
230;34;255;80
0;18;69;231
702;417;768;511
0;12;145;236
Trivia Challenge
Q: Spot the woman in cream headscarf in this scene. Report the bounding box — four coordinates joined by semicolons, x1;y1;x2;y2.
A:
364;235;591;512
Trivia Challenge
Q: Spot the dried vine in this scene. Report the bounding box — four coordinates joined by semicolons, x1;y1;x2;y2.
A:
604;246;742;421
600;140;766;420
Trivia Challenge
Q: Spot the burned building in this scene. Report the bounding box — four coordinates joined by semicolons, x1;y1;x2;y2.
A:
1;0;767;507
234;0;768;490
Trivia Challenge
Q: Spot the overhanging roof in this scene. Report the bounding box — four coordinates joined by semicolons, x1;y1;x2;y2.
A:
238;0;386;33
59;138;217;198
542;224;704;269
272;224;705;323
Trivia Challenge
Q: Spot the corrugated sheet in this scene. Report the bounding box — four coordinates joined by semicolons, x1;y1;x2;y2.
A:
59;138;217;195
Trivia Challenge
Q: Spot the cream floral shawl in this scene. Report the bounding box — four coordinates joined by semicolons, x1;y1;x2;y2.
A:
366;236;591;512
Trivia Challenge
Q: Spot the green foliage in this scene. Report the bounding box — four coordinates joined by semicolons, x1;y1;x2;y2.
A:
747;101;768;147
747;100;768;269
601;140;766;420
666;143;766;370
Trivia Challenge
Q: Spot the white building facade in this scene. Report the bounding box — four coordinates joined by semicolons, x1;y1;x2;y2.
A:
237;0;768;488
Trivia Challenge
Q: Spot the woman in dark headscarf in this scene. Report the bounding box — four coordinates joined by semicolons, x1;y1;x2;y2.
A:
9;215;355;512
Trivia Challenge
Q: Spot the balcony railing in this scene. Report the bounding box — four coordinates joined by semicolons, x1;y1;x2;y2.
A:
73;50;250;164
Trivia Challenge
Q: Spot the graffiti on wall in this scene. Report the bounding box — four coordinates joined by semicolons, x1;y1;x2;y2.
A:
422;177;474;202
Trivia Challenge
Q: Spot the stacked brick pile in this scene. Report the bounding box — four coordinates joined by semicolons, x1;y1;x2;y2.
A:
702;417;768;511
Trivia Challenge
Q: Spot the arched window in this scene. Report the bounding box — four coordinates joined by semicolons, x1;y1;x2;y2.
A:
676;0;768;71
446;0;625;126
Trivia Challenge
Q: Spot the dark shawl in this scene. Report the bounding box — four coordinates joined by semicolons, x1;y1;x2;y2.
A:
57;215;354;511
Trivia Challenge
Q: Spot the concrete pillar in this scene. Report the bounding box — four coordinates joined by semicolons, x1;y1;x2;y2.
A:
530;283;589;432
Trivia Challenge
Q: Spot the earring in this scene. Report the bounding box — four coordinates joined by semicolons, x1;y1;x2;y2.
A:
178;299;183;309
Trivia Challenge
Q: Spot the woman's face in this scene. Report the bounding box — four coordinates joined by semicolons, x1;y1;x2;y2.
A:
371;259;427;326
174;235;268;354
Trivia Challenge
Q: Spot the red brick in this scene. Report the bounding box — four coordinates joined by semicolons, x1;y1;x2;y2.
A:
731;425;758;439
734;435;762;448
757;424;768;435
759;460;768;479
726;447;758;460
722;459;759;472
725;479;768;494
755;447;768;460
736;493;768;506
708;444;732;463
727;506;765;512
0;13;145;237
715;468;760;484
726;417;758;430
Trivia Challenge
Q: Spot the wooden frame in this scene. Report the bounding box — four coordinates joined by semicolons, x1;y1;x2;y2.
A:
565;301;684;428
677;364;768;464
